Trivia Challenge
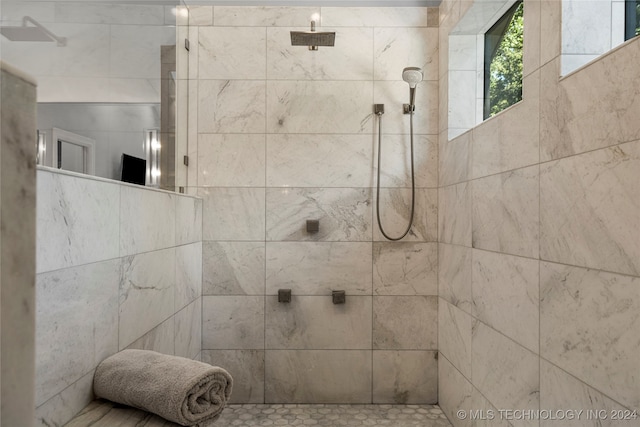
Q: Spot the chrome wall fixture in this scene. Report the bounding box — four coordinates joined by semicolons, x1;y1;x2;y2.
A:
290;20;336;50
0;16;67;46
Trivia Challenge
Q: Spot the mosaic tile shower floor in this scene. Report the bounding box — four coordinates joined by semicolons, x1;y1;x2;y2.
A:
217;404;453;426
65;400;453;426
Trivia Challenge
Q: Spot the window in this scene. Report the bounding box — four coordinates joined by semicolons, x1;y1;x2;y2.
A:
483;0;523;119
626;0;640;40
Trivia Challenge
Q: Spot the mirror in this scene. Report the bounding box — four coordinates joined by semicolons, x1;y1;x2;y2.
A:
0;0;185;190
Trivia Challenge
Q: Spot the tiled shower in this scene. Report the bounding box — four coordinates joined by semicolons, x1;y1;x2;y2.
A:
185;5;441;405
0;1;638;426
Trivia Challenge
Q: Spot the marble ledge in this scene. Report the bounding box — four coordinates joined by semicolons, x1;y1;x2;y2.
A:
37;166;201;202
1;60;37;85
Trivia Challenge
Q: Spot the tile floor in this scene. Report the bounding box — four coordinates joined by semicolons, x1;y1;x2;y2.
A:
65;400;453;426
218;404;453;426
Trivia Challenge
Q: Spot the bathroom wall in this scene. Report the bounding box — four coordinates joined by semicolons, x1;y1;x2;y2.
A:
438;1;640;426
0;62;37;427
185;6;440;404
34;168;202;427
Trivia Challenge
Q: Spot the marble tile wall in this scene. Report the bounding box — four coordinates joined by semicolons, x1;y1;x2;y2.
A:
1;62;37;427
34;168;203;427
561;0;628;75
439;1;640;426
188;6;439;404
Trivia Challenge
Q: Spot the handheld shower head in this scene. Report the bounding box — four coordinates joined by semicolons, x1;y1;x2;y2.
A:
402;67;423;88
402;67;423;109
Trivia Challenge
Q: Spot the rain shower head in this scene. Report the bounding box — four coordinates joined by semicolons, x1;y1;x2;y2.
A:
0;16;66;46
402;67;423;109
290;21;335;51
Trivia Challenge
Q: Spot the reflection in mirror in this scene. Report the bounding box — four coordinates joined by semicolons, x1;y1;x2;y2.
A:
0;1;184;191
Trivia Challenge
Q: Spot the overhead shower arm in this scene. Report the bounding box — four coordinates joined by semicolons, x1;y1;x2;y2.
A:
23;16;67;47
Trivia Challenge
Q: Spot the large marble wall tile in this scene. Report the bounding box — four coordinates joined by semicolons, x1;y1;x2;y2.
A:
120;185;176;257
213;6;319;26
36;170;119;273
266;134;372;188
0;2;55;22
322;7;430;27
439;130;471;186
266;188;371;241
561;0;611;55
472;249;539;353
266;27;374;81
175;242;202;311
373;242;437;295
472;322;539;427
265;350;371;403
540;262;640;410
540;141;640;276
126;317;175;356
373;296;437;350
468;388;512;427
175;195;202;246
35;259;120;406
198;80;266;133
187;6;213;26
54;3;165;25
472;166;539;259
438;182;472;247
203;241;265;296
438;244;472;312
373;80;438;135
540;361;631;427
374;27;439;81
119;248;176;349
438;300;472;379
110;25;175;79
471;72;540;179
199;188;266;241
202;296;264;349
438;356;474;427
200;350;265;404
448;35;476;71
198;134;266;187
266;242;372;295
35;371;94;427
175;299;202;359
266;81;373;134
374;134;438;189
265;296;372;349
372;351;438;404
540;1;561;66
373;188;438;242
447;70;477;135
523;0;541;76
188;27;199;80
540;39;640;160
198;27;266;80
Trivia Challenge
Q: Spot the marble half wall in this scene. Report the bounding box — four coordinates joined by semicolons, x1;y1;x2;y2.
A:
0;62;37;427
34;168;203;427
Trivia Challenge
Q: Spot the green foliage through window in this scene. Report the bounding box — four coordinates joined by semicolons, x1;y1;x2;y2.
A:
625;0;640;40
483;1;524;119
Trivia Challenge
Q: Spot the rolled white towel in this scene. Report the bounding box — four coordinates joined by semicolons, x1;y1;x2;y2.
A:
93;349;233;426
